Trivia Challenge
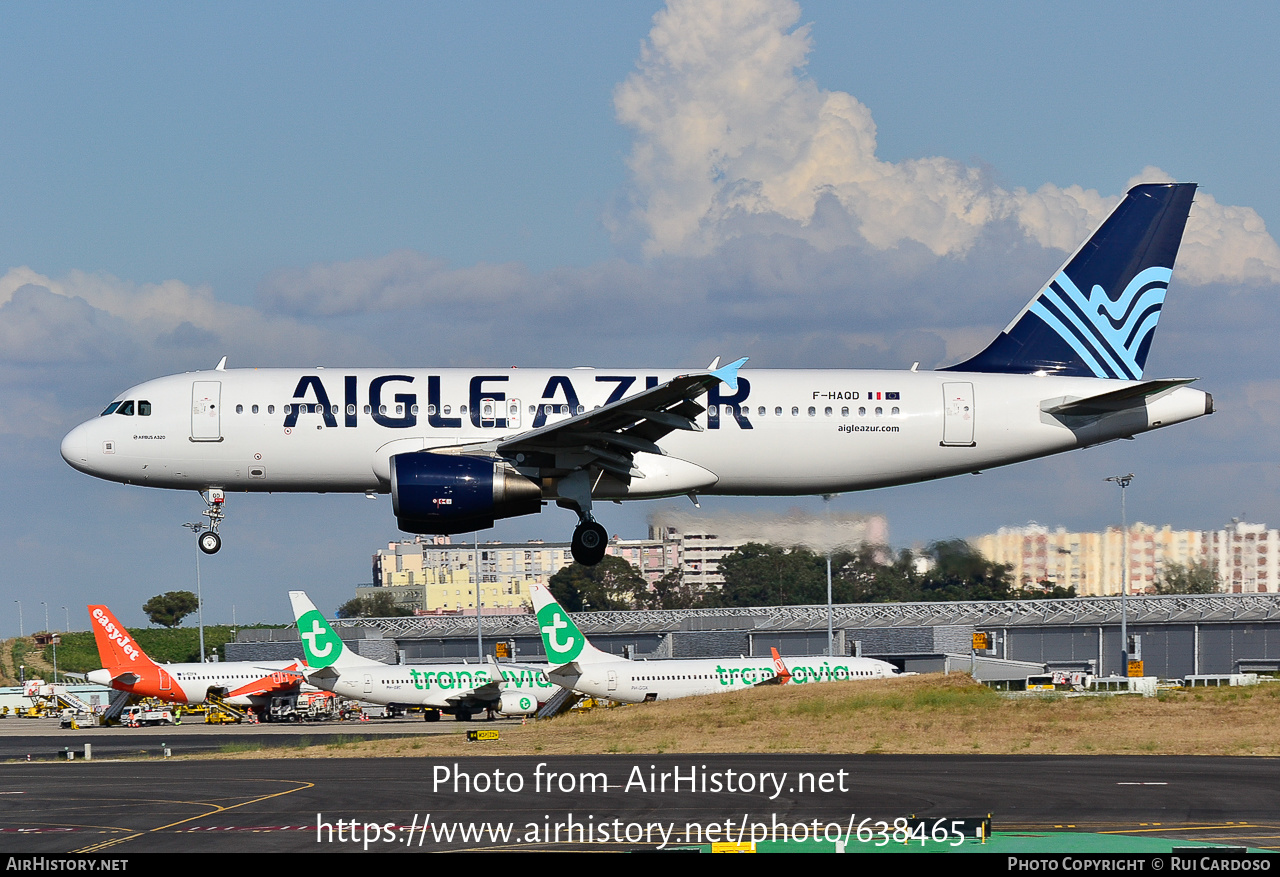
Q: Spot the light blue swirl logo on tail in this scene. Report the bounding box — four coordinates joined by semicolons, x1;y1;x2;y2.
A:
1029;265;1171;380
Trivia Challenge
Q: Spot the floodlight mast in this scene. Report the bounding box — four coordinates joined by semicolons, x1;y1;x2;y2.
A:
1105;474;1135;676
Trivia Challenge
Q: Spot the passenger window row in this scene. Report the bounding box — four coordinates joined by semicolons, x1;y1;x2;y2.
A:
706;404;902;418
222;401;903;420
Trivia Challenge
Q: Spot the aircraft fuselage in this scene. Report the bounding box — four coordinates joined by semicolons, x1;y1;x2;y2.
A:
552;654;899;704
60;366;1212;501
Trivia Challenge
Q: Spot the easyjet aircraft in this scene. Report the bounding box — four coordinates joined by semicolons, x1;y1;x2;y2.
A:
61;184;1211;566
85;604;304;708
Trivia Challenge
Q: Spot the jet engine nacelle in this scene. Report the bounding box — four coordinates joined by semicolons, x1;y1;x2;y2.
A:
390;452;542;535
498;689;539;716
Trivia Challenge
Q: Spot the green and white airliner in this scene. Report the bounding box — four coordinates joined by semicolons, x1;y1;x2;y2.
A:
531;584;898;703
290;590;555;721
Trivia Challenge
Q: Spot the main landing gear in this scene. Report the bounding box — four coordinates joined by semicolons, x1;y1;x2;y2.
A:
557;469;609;566
571;520;608;567
195;488;226;555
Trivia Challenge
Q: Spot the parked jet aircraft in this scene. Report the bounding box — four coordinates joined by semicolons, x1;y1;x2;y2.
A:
85;604;304;709
529;584;898;702
289;590;554;720
61;183;1210;565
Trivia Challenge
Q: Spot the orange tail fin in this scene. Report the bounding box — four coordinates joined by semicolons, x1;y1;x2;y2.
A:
771;648;793;685
87;605;157;673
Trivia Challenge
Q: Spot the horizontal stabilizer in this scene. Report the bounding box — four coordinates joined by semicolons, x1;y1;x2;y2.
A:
1042;378;1197;417
305;666;342;682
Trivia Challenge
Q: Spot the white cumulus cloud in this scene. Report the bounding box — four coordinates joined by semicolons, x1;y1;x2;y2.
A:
617;0;1280;285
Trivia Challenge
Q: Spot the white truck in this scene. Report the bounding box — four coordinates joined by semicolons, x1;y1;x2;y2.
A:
121;705;175;726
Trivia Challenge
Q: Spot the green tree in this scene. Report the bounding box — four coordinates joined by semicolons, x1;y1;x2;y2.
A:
142;591;199;628
918;539;1014;601
1155;560;1220;595
712;543;818;607
839;544;920;603
707;539;1021;607
838;540;1016;603
548;555;646;612
636;569;699;610
335;591;414;618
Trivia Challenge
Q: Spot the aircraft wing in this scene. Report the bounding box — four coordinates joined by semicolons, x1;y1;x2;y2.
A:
471;357;748;484
226;668;304;699
443;679;503;709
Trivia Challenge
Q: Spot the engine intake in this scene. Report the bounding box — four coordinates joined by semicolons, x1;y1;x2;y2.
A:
498;690;539;716
390;452;542;535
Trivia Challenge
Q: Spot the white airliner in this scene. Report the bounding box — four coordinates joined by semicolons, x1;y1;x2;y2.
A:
61;183;1211;566
85;604;305;710
289;590;555;720
530;584;898;702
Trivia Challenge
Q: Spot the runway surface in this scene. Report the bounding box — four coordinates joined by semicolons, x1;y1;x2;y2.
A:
0;713;484;761
3;752;1279;853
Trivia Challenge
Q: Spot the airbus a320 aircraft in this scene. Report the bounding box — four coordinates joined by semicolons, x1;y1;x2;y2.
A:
86;604;305;709
530;584;899;702
61;183;1211;565
290;590;556;720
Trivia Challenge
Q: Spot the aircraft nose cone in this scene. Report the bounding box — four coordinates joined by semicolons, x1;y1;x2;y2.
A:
60;422;91;471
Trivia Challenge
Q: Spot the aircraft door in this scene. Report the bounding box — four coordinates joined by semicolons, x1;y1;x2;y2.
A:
506;398;521;429
191;381;222;442
363;674;373;695
480;397;496;427
941;382;976;447
607;670;617;692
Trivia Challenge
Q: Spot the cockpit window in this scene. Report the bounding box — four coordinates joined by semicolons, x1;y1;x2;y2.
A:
138;400;151;416
100;402;122;416
116;401;135;416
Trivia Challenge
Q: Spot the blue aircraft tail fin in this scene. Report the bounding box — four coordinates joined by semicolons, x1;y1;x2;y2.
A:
946;182;1196;379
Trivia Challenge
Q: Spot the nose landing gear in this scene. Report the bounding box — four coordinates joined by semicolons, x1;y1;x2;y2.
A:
193;489;226;555
198;530;222;555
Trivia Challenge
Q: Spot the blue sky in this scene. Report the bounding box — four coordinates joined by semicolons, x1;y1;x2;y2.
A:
4;1;1280;628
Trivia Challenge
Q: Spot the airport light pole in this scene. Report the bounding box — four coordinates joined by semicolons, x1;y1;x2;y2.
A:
41;603;54;682
14;601;22;638
1105;474;1134;677
823;494;836;657
182;522;208;663
474;532;483;660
